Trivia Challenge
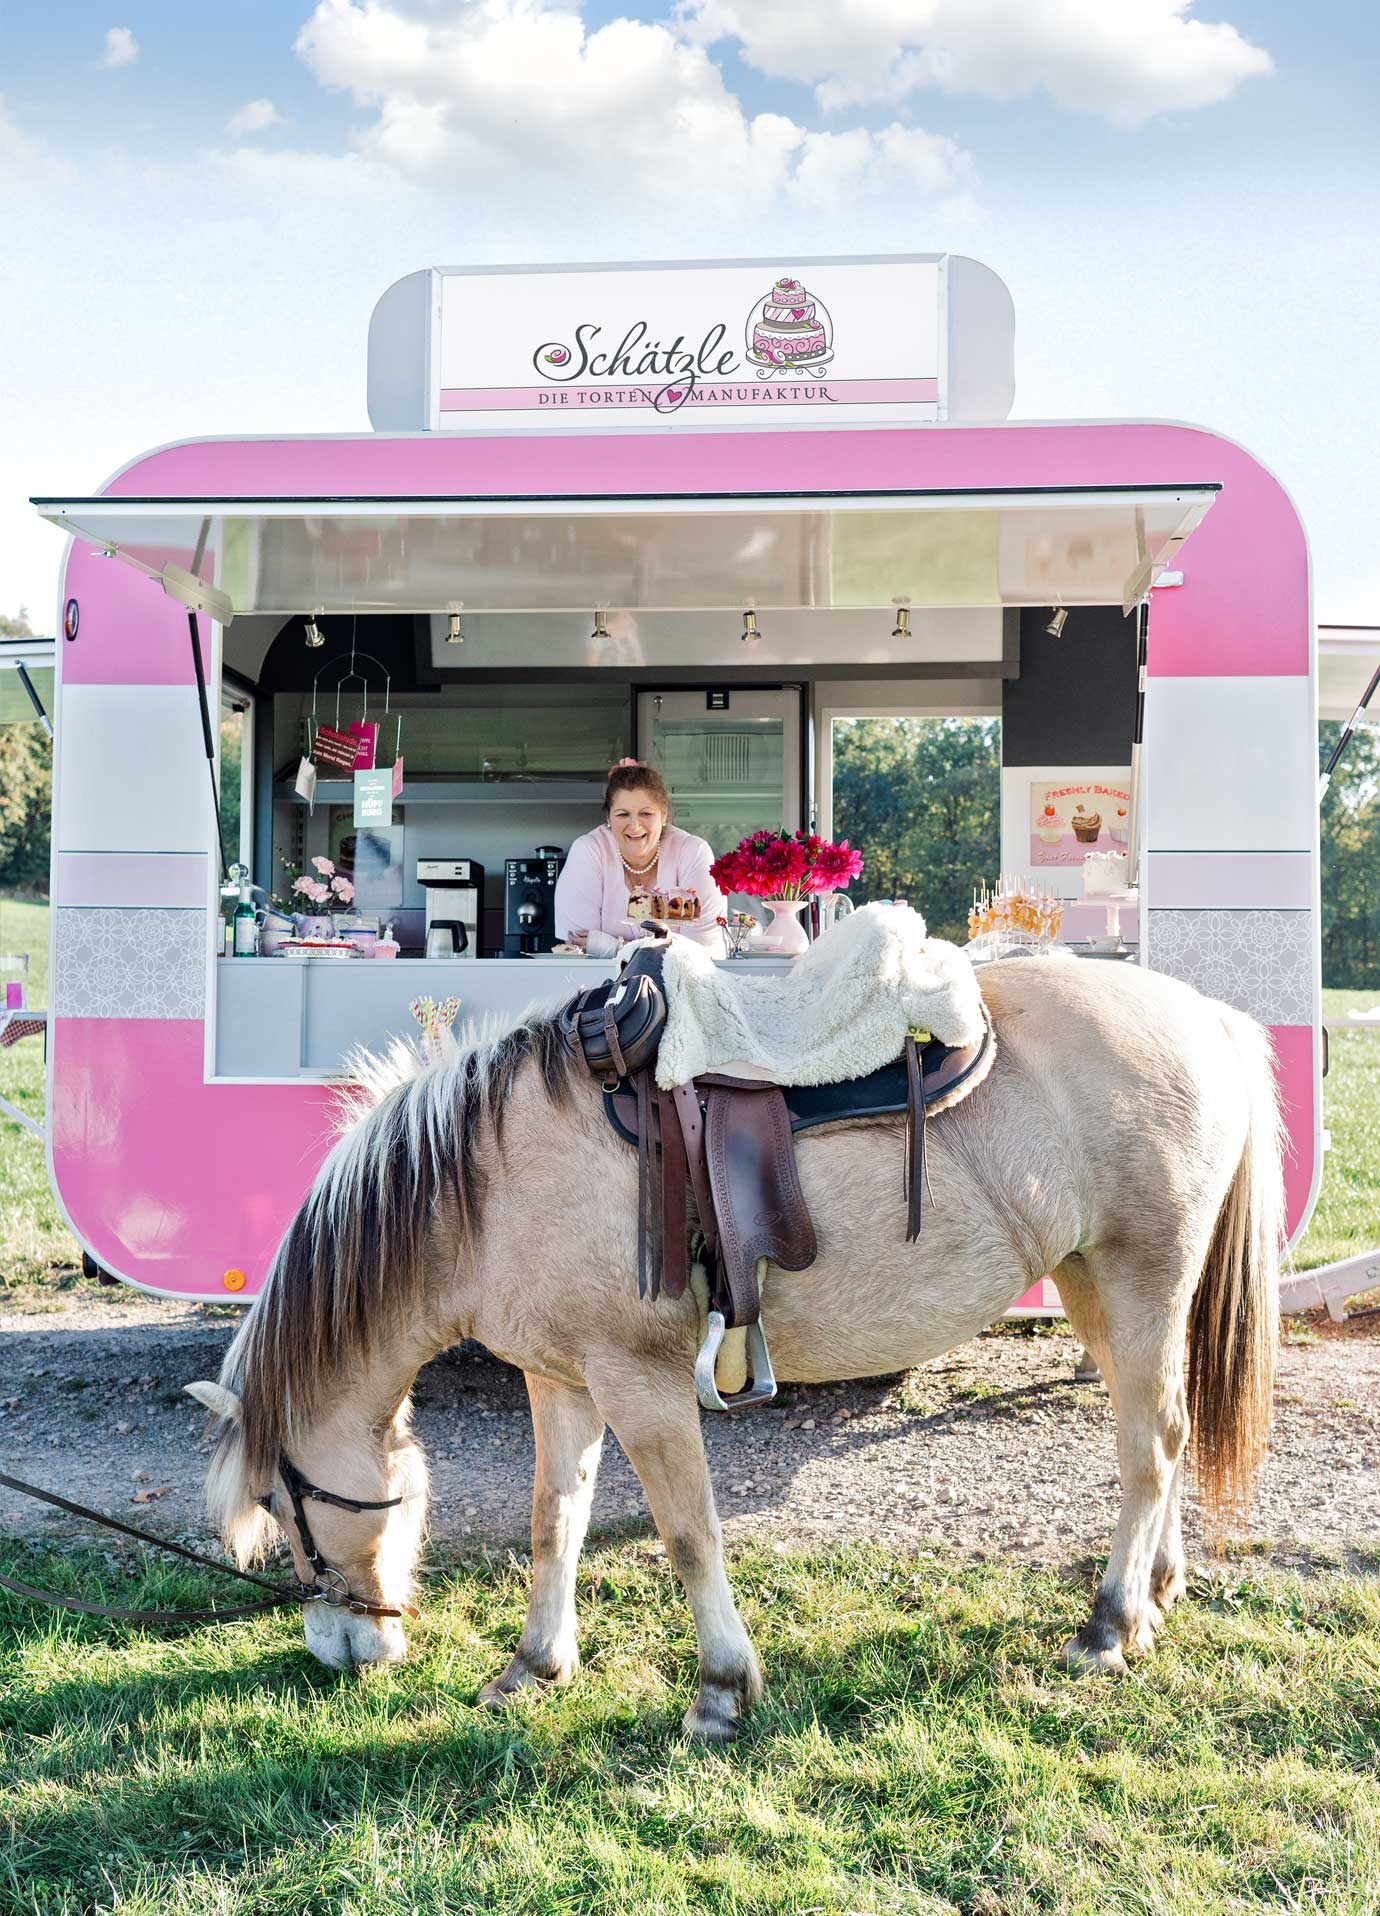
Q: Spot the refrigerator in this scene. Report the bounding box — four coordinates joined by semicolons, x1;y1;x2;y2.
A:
635;688;804;862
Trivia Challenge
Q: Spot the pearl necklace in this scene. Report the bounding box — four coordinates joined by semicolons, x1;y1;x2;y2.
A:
620;843;660;876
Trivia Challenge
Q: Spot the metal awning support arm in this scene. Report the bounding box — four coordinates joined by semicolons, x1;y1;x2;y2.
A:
187;608;229;883
15;663;53;739
1318;659;1380;804
1124;599;1149;881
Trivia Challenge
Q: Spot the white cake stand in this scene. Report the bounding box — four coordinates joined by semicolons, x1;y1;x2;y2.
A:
1085;887;1139;954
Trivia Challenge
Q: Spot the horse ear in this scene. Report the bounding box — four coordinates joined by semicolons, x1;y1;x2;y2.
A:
185;1380;242;1425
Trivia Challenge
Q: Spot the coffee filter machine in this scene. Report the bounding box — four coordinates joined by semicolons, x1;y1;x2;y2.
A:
417;858;484;958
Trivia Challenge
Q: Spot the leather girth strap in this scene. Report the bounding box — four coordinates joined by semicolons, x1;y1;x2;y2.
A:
657;1082;690;1301
904;1033;926;1244
635;1069;660;1299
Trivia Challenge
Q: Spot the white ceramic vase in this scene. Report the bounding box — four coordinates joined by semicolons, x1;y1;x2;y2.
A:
754;898;810;958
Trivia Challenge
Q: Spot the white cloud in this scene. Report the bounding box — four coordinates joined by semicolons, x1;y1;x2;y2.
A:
0;96;42;172
681;0;1273;128
226;98;286;137
292;0;972;209
100;26;139;69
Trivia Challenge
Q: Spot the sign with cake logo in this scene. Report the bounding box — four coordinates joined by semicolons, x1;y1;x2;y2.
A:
744;275;834;376
432;259;947;432
1028;775;1131;868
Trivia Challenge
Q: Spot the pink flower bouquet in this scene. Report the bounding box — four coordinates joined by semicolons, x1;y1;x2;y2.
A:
710;829;863;902
277;853;356;915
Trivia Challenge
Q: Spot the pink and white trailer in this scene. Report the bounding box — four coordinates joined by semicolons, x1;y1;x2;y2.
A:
29;256;1320;1304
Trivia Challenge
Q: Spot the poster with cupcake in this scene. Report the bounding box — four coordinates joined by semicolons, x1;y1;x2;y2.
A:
1028;775;1131;867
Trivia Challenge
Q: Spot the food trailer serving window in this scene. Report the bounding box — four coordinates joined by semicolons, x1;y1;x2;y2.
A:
32;486;1218;627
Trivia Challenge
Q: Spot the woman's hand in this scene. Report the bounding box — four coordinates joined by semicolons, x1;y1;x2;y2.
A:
569;929;591;952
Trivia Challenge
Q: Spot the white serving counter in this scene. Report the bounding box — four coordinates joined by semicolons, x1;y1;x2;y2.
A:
213;952;794;1081
214;955;613;1080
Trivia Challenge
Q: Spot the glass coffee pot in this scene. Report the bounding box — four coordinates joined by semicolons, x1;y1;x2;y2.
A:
816;891;856;934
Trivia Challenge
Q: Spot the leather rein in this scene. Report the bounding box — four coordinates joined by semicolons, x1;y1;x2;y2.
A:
0;1462;416;1628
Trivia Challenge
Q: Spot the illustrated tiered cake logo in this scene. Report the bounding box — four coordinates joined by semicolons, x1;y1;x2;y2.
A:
745;273;835;377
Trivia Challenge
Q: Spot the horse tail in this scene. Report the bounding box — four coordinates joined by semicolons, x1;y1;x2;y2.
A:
1187;1006;1286;1529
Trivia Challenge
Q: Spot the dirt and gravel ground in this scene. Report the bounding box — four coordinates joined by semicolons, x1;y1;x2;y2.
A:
2;1289;1377;1574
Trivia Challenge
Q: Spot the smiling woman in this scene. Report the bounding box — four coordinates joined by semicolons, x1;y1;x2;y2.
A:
554;761;727;957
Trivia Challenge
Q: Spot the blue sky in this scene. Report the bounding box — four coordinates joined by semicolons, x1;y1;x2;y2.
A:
1;0;1377;623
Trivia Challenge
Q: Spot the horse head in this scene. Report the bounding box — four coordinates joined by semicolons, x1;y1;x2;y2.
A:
186;1375;428;1672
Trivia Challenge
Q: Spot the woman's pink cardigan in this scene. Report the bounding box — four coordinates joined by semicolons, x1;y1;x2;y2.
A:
554;824;727;956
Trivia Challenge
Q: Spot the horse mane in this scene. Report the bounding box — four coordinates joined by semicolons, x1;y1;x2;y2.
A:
209;1003;580;1542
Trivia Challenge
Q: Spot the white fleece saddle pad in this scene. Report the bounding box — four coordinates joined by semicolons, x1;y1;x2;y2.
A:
656;901;985;1091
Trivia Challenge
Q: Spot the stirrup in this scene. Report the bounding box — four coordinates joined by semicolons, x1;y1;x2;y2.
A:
696;1310;777;1413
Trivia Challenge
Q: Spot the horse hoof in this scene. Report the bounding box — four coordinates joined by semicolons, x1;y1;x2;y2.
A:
478;1650;576;1707
681;1661;763;1743
682;1691;746;1743
1061;1632;1128;1678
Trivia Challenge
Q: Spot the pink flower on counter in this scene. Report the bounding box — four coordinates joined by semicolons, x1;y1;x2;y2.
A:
710;828;864;901
811;838;864;888
311;855;335;875
330;875;355;901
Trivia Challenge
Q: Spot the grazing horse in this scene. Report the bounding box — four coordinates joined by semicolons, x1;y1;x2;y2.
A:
187;956;1283;1742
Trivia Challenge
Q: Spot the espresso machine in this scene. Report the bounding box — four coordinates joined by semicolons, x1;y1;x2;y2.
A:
504;847;563;955
417;858;484;958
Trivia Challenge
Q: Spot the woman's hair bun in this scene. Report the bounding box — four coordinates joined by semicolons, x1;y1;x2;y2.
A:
603;759;672;820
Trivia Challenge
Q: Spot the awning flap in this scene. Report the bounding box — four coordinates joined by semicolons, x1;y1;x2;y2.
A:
33;485;1218;621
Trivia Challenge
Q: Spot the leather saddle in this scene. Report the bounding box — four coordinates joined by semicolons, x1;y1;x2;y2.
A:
561;927;994;1341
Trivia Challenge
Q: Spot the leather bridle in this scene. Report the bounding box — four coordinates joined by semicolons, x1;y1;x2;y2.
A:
256;1453;418;1620
0;1462;417;1628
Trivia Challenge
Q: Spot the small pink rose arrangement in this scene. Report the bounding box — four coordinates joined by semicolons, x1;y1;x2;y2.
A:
710;829;863;902
277;852;354;912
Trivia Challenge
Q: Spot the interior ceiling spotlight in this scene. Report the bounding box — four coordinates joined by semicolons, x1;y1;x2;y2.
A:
892;606;912;640
1045;606;1069;638
304;612;325;649
446;608;464;644
741;609;760;644
591;609;610;641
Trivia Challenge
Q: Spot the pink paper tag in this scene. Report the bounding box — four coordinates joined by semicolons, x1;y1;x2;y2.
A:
391;754;405;799
5;982;23;1010
311;726;360;774
347;721;379;770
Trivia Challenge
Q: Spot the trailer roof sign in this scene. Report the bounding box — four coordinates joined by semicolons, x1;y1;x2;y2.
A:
367;255;1016;435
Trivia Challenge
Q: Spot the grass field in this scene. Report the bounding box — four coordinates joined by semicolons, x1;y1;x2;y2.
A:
0;897;75;1291
3;896;1377;1287
1;1539;1378;1915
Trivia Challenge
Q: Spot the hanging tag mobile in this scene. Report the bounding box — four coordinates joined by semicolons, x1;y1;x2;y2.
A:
391;710;404;798
295;756;318;813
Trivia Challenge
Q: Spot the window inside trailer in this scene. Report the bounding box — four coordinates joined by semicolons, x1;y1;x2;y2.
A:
217;689;252;874
831;715;1001;944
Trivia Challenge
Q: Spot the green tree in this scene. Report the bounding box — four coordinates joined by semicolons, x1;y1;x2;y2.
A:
1319;717;1380;988
219;712;243;869
831;717;1001;943
0;608;51;896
